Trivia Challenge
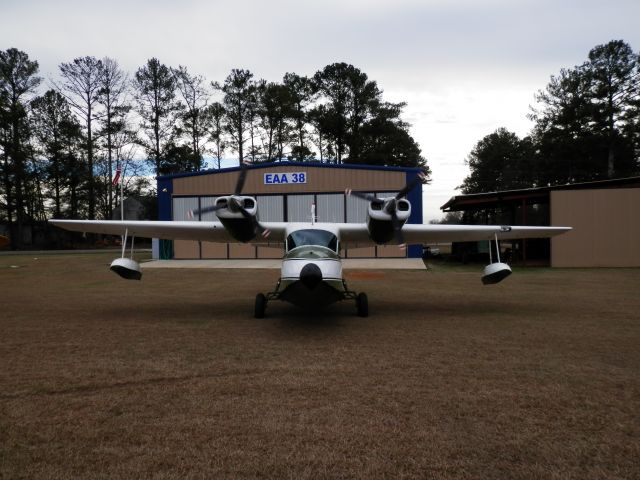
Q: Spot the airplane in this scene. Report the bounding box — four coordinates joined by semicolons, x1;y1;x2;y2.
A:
49;165;571;318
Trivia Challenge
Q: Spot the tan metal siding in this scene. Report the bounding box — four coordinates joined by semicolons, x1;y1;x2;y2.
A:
257;246;282;258
347;246;376;257
174;240;199;259
551;188;640;267
376;245;407;258
201;242;227;259
173;165;407;195
229;243;256;259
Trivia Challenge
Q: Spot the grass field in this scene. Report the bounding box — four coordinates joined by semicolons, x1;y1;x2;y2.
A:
1;253;639;479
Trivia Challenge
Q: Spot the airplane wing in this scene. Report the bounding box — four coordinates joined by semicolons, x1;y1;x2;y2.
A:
48;219;288;246
338;223;571;248
50;219;570;248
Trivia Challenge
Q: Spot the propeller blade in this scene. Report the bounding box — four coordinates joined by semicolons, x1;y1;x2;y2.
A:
237;205;252;219
187;203;224;219
345;189;382;206
395;171;428;199
390;211;406;250
234;164;248;195
237;205;271;238
255;221;272;239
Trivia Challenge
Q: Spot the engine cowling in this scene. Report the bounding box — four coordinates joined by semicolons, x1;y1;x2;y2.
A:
366;197;411;244
215;195;260;242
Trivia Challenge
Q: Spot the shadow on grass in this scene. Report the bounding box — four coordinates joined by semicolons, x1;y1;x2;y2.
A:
86;289;559;330
269;303;353;328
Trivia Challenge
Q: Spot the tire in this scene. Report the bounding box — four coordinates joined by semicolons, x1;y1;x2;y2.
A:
356;292;368;317
254;293;267;318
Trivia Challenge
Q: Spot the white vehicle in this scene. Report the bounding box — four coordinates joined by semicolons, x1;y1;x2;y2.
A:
50;167;570;318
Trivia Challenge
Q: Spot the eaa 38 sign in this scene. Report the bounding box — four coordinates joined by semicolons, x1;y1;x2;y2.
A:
263;172;307;185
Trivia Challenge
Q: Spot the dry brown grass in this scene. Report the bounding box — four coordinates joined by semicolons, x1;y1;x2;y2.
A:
1;253;639;479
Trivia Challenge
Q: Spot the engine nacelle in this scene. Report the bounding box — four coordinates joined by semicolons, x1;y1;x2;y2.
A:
215;195;259;242
366;197;411;244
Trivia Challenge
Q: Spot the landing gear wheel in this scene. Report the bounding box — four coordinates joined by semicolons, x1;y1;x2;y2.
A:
254;293;267;318
356;292;369;317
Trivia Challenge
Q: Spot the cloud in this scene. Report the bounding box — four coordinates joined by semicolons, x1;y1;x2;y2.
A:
2;0;640;216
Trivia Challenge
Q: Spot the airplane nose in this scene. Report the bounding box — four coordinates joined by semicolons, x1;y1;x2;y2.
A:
300;263;322;290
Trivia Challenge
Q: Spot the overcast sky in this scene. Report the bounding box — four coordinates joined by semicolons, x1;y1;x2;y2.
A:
2;0;640;220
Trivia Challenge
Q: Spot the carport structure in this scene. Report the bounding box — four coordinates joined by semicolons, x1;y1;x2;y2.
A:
441;176;640;267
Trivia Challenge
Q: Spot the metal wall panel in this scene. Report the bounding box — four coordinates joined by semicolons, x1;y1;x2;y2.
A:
256;195;284;222
174;240;200;259
316;194;344;223
551;188;640;267
347;246;376;257
172;197;199;221
377;191;399;199
346;193;372;223
199;197;218;221
172;197;200;258
287;195;315;222
377;244;407;258
257;246;283;258
229;243;256;259
201;242;227;259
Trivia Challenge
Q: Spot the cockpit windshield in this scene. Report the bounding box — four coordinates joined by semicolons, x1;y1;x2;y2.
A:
286;229;338;253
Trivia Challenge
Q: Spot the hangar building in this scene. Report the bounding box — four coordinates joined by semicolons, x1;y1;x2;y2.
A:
441;176;640;267
157;161;425;259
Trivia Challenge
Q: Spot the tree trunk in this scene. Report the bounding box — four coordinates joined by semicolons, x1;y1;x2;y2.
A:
107;107;113;217
87;103;94;219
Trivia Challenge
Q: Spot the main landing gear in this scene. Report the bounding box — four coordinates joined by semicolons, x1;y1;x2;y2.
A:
342;279;369;318
253;279;369;318
356;292;368;317
254;293;267;319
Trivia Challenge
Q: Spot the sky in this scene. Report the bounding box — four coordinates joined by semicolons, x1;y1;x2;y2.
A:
2;0;640;221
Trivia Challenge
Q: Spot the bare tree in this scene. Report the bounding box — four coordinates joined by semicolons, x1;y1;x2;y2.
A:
57;56;104;219
283;72;316;160
215;69;256;166
98;57;130;217
173;65;211;170
208;102;227;169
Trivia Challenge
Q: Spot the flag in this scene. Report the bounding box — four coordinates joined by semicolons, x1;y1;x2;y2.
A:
112;162;121;186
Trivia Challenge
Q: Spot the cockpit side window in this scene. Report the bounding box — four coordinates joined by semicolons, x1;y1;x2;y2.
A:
286;229;338;252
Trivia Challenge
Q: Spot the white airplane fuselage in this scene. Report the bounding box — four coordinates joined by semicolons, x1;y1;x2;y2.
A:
274;224;349;309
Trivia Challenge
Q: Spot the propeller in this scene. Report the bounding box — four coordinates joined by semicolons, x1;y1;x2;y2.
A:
188;162;271;238
346;170;427;249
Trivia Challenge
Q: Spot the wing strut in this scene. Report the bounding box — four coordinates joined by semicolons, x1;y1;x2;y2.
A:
482;233;512;285
110;228;143;280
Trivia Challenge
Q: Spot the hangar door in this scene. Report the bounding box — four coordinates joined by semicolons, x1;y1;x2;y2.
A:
172;192;407;259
